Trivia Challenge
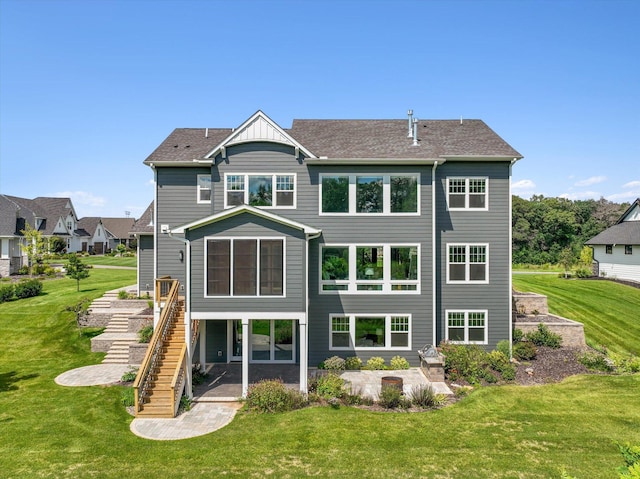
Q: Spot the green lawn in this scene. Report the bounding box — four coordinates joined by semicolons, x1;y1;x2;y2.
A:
1;270;639;478
77;255;137;268
513;274;640;355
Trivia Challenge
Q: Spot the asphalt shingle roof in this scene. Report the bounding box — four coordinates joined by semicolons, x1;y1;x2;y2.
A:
143;118;522;164
585;222;640;245
131;202;154;234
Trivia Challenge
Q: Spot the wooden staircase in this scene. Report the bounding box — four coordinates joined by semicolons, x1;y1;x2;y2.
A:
134;279;189;419
136;303;185;418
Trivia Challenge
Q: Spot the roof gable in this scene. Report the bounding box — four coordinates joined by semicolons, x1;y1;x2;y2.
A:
171;204;320;236
204;110;316;160
618;199;640;223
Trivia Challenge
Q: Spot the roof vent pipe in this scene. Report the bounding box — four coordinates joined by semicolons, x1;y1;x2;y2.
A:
407;109;413;137
412;118;419;146
205;128;209;138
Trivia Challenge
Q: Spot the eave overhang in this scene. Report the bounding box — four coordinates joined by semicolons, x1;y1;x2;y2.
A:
304;158;443;165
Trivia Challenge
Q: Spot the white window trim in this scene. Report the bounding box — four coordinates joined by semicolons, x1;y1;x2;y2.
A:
446;243;489;284
446;177;489;211
319;173;420;216
197;174;212;204
329;313;412;351
204;236;287;298
223;173;297;209
320;244;420;294
445;309;488;345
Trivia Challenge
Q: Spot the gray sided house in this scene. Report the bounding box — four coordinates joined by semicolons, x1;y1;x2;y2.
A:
142;110;522;398
586;198;640;282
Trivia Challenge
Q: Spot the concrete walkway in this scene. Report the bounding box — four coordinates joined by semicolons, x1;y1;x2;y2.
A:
55;364;133;386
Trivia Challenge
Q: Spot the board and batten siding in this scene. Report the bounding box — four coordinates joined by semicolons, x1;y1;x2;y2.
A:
186;213;307;315
436;162;511;349
593;244;640;282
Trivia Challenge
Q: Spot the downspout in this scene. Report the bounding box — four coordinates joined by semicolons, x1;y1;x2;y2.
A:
431;161;439;348
167;230;193;399
303;230;322;395
151;164;159;325
508;158;520;360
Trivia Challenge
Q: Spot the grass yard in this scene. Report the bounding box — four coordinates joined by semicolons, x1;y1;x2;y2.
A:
75;255;137;268
0;270;639;478
513;274;640;355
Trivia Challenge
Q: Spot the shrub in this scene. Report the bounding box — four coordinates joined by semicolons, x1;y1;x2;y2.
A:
378;385;409;409
314;373;346;400
410;384;446;409
120;387;135;407
323;355;346;371
365;357;386;370
14;279;43;299
117;289;129;300
344;356;362;370
440;342;487;384
574;267;592;278
487;350;516;381
65;298;92;327
525;323;562;348
138;325;153;343
513;341;537;361
579;352;613;372
179;395;192;412
120;368;138;383
512;328;524;343
496;340;511;358
390;356;410;370
245;379;306;413
192;364;208;385
0;284;14;303
609;353;640;374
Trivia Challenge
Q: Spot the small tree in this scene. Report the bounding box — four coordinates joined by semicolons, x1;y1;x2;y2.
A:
579;245;593;268
49;236;67;254
116;243;127;256
66;254;90;291
20;223;46;275
559;247;575;279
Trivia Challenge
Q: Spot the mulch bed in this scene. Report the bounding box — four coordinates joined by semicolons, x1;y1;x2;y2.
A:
513;346;592;385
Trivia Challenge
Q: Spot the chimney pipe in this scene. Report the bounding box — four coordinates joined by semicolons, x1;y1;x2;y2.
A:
407;109;413;138
412;118;419;146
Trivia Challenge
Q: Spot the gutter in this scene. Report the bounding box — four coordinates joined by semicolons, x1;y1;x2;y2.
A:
508;157;520;359
432;160;439;348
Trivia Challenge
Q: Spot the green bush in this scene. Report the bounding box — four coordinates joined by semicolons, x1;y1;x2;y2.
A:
390;356;410;370
120;387;135;407
574;267;592;278
138;325;153;343
245;379;306;413
513;341;537;360
117;289;129;300
526;323;562;348
440;343;487;384
314;373;346;400
344;356;362;370
512;328;524;343
496;340;511;357
410;384;446;408
365;357;386;370
609;353;640;374
487;350;516;381
323;355;346;371
579;352;613;372
120;368;138;383
378;385;409;409
14;279;43;299
0;283;14;303
192;364;208;385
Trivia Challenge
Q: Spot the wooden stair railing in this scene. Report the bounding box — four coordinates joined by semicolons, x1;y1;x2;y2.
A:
133;279;187;418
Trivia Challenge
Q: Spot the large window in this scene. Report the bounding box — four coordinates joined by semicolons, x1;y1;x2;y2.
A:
447;177;488;210
197;174;212;203
330;314;411;350
206;238;284;297
224;174;295;208
447;244;488;283
320;174;419;215
321;244;419;293
446;310;487;344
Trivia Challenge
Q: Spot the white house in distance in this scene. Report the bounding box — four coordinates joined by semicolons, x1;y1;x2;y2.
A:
586;198;640;283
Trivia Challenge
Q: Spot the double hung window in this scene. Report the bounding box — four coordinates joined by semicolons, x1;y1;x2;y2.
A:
321;174;419;214
225;174;295;208
605;245;613;254
197;175;212;203
446;310;487;344
447;177;487;210
330;314;411;350
321;244;419;293
447;244;488;283
206;238;284;297
625;245;633;255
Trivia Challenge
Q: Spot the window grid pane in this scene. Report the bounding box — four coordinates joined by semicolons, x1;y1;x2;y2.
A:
469;246;486;263
449;179;466;194
331;317;350;332
276;175;294;191
227;175;245;191
449;246;466;264
469;179;485;193
391;316;409;332
356;176;383;213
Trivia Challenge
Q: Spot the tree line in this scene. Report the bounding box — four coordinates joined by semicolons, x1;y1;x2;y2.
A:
512;195;630;265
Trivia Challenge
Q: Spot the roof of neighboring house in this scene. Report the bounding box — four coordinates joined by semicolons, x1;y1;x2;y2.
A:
101;218;136;239
143;114;522;165
77;217;104;237
131;202;154;234
586;198;640;245
0;195;46;236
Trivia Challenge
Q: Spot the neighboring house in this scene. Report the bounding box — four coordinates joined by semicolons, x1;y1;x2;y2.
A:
586;198;640;282
101;218;136;250
131;202;154;296
78;217;136;253
0;195;32;276
139;110;523;402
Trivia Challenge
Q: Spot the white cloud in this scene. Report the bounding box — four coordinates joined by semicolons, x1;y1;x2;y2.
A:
55;190;106;208
559;191;601;201
622;180;640;189
512;179;536;197
607;190;640;202
574;176;607;187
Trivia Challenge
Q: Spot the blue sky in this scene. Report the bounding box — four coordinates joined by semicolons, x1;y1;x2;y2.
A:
1;0;638;219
